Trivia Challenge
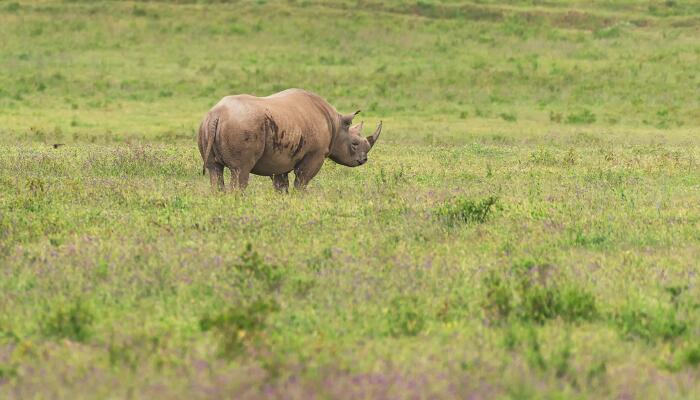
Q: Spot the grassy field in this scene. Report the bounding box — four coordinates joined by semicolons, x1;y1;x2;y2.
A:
1;0;700;398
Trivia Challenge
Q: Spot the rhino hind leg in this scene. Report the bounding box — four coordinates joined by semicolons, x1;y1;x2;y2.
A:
228;166;252;191
272;173;289;193
208;163;225;191
220;146;261;191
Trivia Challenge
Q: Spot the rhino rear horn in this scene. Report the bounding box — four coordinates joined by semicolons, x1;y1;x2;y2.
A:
367;121;382;148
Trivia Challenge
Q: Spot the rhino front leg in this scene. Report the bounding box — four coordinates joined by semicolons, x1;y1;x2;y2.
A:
294;154;325;190
272;173;289;193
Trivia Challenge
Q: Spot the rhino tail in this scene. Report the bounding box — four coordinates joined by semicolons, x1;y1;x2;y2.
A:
202;114;220;176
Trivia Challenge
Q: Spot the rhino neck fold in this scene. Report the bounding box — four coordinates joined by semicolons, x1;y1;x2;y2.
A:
328;115;340;157
313;101;341;158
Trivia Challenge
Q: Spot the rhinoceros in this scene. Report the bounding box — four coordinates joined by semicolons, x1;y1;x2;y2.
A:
197;88;382;192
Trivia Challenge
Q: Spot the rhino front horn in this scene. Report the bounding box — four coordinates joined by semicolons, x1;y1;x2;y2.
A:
367;121;382;148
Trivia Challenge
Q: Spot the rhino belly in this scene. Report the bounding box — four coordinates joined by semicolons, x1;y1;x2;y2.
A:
251;155;296;176
250;129;309;176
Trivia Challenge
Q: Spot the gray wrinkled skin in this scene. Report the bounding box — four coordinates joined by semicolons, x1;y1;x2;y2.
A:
197;88;382;192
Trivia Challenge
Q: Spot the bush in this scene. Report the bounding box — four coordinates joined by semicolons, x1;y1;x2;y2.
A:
42;300;94;342
203;244;284;359
683;345;700;367
519;284;562;324
565;109;596;124
499;112;517;122
200;298;279;359
559;286;598;322
482;261;597;324
483;271;513;321
234;243;284;291
387;296;425;337
529;148;557;165
613;305;686;342
435;196;498;226
5;3;20;12
549;111;563;123
594;26;621;39
0;363;17;380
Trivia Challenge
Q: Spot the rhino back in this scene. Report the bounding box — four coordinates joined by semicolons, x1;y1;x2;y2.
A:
212;90;337;176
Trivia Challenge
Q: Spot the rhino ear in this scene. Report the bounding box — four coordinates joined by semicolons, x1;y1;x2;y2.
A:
341;110;361;126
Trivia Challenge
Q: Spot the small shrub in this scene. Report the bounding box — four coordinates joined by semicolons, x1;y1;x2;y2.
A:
563;148;578;165
665;285;688;308
228;24;247;35
501;324;520;350
482;271;513;321
572;229;608;248
202;247;283;359
529;148;557;165
558;286;598;321
376;166;407;186
549;111;563;123
481;262;597;324
42;300;94;342
586;359;607;383
291;275;315;298
435;196;498;226
387;296;425;337
525;327;547;371
651;108;677;129
435;295;469;322
594;26;621;39
614;304;687;342
234;243;284;291
200;298;279;359
553;335;573;378
132;6;147;16
499;112;517;122
565;109;596;124
306;247;334;272
683;345;700;367
108;335;159;370
519;284;561;324
0;363;17;380
5;2;20;12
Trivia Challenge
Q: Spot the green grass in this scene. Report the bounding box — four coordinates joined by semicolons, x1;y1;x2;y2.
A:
1;1;700;398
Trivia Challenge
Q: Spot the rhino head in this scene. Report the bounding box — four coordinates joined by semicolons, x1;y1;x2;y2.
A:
329;110;383;167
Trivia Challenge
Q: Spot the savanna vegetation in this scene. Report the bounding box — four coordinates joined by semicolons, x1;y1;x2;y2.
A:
1;0;700;398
